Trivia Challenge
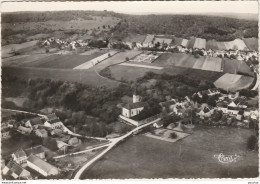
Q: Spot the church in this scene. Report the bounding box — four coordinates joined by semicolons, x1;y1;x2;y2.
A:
122;91;145;118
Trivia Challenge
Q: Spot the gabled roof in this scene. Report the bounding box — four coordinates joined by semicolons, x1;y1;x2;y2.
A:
30;117;43;125
27;155;58;174
46;113;58;121
122;102;146;110
228;101;237;107
6;161;30;176
25;145;45;156
49;119;61;124
13;149;27;158
18;126;32;133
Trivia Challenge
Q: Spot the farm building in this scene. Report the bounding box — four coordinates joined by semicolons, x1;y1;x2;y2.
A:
12;149;27;165
153;121;164;128
17;126;32;135
2;161;31;179
35;129;48;138
27;155;59;177
25;145;46;160
25;117;43;129
43;113;63;129
154;37;172;47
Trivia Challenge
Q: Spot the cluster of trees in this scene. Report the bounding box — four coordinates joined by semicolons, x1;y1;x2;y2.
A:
117;14;257;41
2;70;136;137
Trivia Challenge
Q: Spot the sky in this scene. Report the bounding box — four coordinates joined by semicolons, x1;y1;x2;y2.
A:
1;1;258;14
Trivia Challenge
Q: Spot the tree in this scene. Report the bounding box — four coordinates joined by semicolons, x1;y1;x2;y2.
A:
125;57;129;61
170;132;177;139
207;96;217;107
43;137;58;151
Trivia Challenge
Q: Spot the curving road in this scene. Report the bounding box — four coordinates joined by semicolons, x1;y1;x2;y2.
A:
252;71;259;90
73;117;161;179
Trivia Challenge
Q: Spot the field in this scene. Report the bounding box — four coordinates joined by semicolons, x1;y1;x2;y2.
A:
21;50;108;69
193;38;206;49
223;58;254;76
214;73;254;92
2;40;38;58
82;126;258;179
3;66;120;89
243;38;258;51
2;54;53;67
154;53;223;72
94;50;142;72
74;50;118;70
206;39;248;51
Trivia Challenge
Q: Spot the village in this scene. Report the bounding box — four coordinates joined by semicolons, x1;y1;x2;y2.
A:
1;82;259;179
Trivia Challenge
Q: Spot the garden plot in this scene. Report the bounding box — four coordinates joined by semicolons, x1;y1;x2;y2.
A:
200;57;223;72
74;50;118;70
129;52;161;63
222;39;248;50
193;38;206;49
145;128;190;143
206;40;218;50
214;73;254;92
223;58;253;76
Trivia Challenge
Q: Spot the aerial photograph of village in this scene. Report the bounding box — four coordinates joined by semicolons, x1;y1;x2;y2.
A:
1;1;259;180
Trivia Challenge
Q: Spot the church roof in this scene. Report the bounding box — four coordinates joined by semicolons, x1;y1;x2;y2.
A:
122;102;146;110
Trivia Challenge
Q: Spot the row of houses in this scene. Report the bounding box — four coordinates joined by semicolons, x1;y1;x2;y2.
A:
3;145;59;179
16;113;63;136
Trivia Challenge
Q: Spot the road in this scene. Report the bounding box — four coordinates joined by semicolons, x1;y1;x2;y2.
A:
73;117;161;179
2;108;45;117
252;71;259;90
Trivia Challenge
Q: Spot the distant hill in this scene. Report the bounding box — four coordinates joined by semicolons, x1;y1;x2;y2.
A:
1;11;258;45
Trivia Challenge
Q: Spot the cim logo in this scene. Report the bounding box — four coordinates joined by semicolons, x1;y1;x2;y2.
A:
214;153;240;163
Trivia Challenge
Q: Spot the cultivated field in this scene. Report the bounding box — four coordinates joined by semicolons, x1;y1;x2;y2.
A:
3;66;120;89
82;126;258;179
193;38;206;49
74;50;119;70
223;58;254;76
214;73;254;92
206;39;248;51
243;38;258;51
2;40;38;58
2;54;53;67
94;50;142;72
154;53;223;72
21;50;108;69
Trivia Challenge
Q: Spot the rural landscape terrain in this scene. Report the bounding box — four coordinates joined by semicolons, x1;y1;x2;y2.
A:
1;9;259;180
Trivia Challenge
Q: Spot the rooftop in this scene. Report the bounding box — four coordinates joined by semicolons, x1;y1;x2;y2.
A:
27;155;58;174
25;145;45;156
122;102;146;110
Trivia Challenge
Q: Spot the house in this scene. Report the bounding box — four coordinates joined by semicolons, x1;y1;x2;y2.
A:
68;137;82;146
56;140;69;151
25;117;43;129
228;92;239;100
50;129;63;136
2;161;31;179
27;155;59;177
198;105;214;119
25;145;46;160
167;123;176;130
44;113;63;129
1;127;11;139
208;89;220;96
153;121;163;128
12;149;27;165
35;129;48;138
17;126;32;135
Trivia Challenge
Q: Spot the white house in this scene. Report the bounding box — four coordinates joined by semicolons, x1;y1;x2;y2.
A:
27;155;59;177
153;121;163;128
44;113;63;129
12;149;27;165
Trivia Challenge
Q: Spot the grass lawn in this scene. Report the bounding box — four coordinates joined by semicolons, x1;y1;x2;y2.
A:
22;50;107;69
82;126;258;179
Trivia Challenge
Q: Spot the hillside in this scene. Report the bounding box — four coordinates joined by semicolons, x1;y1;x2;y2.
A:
2;11;258;45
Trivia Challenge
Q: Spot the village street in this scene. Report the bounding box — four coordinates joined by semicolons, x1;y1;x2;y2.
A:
73;117;161;179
